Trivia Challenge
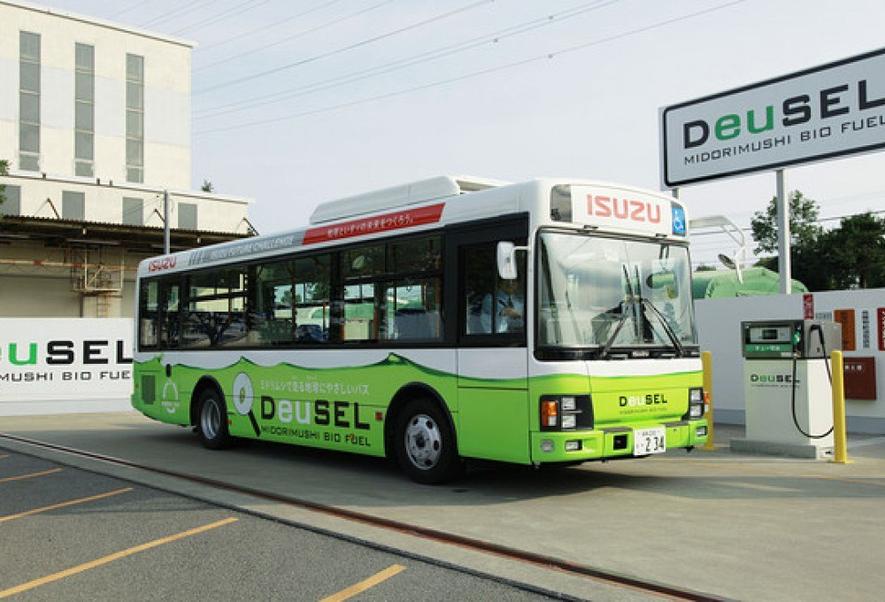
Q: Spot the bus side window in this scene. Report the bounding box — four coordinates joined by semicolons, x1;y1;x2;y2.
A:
294;254;331;344
341;245;384;342
139;280;159;348
161;277;180;348
463;243;526;337
381;279;442;341
180;268;247;349
464;245;494;335
250;260;297;346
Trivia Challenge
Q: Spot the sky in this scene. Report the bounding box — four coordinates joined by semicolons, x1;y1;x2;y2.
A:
41;0;885;267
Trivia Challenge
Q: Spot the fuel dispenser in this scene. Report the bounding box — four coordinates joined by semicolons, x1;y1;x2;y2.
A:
731;320;841;459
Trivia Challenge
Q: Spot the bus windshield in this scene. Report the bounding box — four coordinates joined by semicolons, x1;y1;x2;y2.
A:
537;230;697;354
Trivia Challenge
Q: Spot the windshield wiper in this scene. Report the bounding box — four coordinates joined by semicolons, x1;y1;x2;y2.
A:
598;265;636;359
640;298;686;357
598;301;632;359
631;264;685;357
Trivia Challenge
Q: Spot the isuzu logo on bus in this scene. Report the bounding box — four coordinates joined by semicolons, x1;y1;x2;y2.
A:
587;195;663;224
148;257;176;272
570;185;673;236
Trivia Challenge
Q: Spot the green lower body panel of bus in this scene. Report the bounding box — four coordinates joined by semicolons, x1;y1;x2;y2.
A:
529;419;708;464
132;353;706;466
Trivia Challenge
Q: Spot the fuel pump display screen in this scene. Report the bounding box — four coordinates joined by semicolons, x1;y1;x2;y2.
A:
743;321;800;358
742;320;842;359
750;326;791;342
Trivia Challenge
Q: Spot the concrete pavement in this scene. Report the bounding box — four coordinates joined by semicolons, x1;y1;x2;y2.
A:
3;412;884;600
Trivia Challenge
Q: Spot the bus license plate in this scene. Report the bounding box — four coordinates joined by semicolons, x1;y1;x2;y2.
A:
633;427;666;455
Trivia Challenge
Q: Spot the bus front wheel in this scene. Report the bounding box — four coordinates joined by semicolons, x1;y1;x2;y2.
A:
394;399;462;484
197;388;231;450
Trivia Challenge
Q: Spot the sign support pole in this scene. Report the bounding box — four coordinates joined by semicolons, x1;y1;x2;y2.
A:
163;189;170;255
775;169;791;294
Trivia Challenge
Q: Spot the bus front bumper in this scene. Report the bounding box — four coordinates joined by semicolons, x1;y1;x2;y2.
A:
530;419;709;464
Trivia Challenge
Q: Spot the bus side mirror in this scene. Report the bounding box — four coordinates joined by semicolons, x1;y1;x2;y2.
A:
496;241;529;280
497;242;517;280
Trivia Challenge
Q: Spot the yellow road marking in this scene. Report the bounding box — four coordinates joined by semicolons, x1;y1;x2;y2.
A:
0;517;238;599
0;487;133;524
0;454;9;460
0;468;62;484
320;564;406;602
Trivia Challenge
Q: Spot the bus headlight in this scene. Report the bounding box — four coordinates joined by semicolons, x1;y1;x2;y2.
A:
540;395;593;431
688;387;704;418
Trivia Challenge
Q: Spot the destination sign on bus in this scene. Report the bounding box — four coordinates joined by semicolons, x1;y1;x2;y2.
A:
570;185;674;236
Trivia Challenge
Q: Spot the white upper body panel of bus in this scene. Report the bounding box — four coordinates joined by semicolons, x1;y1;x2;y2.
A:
136;176;688;278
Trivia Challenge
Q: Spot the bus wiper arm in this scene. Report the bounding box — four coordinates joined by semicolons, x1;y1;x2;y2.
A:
640;299;685;357
598;302;632;359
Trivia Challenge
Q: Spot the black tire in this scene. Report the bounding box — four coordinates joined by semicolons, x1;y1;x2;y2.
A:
394;398;462;484
197;388;231;450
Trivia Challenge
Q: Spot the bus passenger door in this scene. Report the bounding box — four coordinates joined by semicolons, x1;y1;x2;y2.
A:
449;224;530;463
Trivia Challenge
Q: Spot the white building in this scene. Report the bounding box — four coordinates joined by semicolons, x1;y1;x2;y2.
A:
0;0;254;318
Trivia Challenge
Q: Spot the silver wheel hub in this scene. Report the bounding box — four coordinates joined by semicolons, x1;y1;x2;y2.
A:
404;413;443;470
201;398;221;440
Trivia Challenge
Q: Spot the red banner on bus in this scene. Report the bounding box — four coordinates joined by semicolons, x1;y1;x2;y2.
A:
303;203;445;245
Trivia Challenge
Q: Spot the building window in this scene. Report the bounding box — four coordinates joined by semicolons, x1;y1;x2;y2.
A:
1;185;22;216
125;54;144;183
19;31;41;172
62;191;85;221
178;202;197;229
74;43;95;177
123;197;143;226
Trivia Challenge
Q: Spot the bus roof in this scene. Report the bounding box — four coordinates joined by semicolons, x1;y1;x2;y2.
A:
138;176;686;278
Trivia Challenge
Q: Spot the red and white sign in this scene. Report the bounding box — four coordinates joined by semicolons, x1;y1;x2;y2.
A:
570;185;672;236
803;293;814;319
878;307;885;352
303;203;445;245
148;256;177;272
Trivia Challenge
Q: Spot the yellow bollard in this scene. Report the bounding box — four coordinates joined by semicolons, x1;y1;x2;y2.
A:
831;350;850;464
702;351;715;450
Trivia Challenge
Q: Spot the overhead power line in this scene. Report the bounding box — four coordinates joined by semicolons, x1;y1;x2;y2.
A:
194;0;394;72
194;0;496;94
108;0;154;18
139;0;217;29
195;0;620;119
195;0;746;135
171;0;271;36
197;0;348;53
691;207;885;237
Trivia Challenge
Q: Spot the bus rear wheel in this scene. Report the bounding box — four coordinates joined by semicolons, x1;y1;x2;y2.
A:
197;388;231;450
394;399;462;484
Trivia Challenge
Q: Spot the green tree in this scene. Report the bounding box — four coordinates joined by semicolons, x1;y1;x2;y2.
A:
201;179;214;193
751;190;830;290
818;212;885;289
750;190;822;254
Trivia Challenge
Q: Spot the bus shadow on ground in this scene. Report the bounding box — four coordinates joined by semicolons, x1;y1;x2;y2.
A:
149;430;885;504
9;428;885;505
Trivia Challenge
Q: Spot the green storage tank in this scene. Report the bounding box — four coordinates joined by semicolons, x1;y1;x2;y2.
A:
692;267;809;299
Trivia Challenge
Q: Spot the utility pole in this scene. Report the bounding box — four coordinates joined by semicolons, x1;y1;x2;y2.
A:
163;189;170;255
775;169;791;294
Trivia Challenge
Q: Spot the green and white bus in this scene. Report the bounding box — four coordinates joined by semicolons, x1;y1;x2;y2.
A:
133;176;707;483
